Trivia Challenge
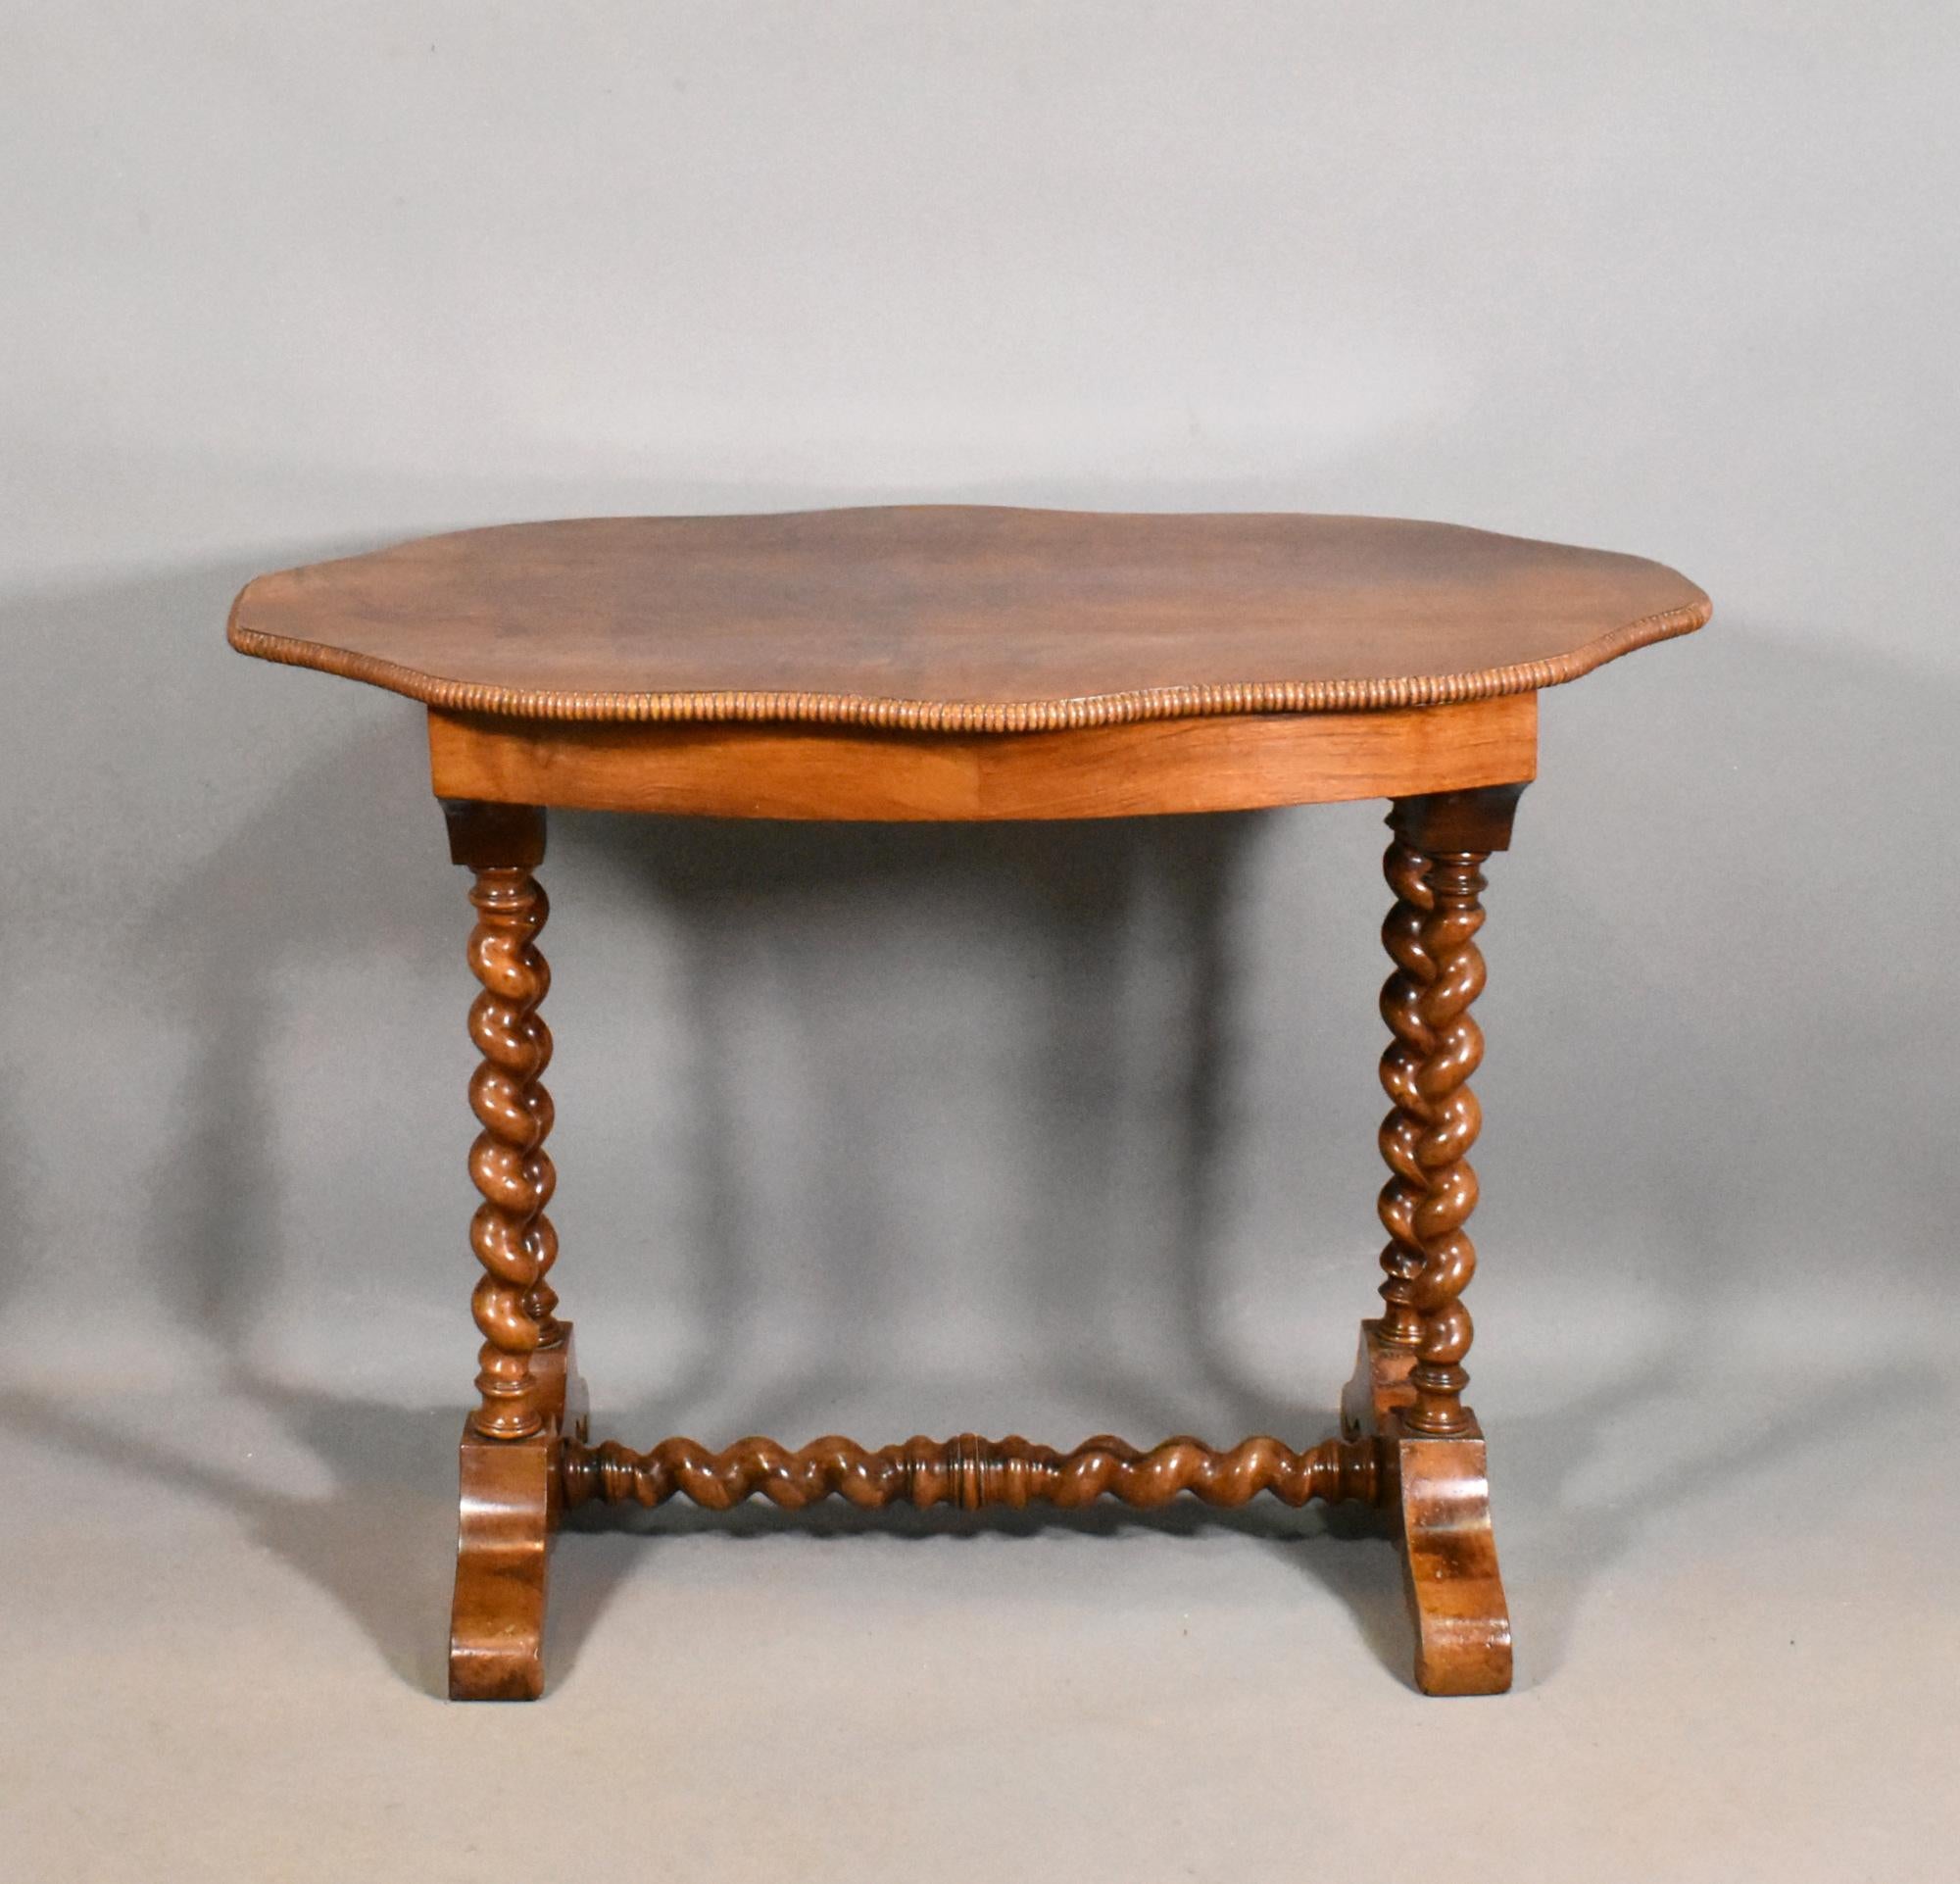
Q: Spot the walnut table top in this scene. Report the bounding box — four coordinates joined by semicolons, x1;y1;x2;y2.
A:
228;505;1709;733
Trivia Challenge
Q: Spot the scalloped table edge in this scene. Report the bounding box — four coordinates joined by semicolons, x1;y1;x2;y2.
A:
226;593;1711;733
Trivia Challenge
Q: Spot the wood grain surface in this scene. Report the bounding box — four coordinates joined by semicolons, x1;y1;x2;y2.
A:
229;507;1709;730
425;695;1537;819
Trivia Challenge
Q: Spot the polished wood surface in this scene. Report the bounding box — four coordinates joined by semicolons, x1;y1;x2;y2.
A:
426;695;1537;820
220;507;1705;1703
1373;786;1519;1436
449;1327;587;1701
561;1429;1381;1512
229;507;1708;730
1391;1424;1513;1697
1342;1322;1512;1696
447;800;558;1441
449;1424;557;1702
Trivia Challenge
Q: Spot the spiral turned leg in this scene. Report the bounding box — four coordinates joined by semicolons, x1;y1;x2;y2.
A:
1353;784;1525;1696
1375;833;1437;1353
441;800;584;1703
1375;789;1518;1433
462;846;556;1439
1399;845;1488;1438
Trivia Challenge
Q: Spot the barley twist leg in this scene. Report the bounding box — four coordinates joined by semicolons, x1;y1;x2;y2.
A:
443;801;571;1702
464;861;556;1439
1375;797;1507;1438
1351;787;1524;1695
1402;847;1489;1436
444;798;559;1440
1375;834;1435;1349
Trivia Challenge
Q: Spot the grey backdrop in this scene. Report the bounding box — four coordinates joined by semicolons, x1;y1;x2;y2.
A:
9;4;1952;1411
7;2;1959;1813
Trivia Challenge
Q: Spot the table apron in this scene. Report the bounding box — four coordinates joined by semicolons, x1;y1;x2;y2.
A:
425;695;1538;819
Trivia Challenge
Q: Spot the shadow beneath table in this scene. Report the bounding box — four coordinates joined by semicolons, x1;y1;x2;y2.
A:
0;639;493;1695
540;807;1331;1662
0;1378;462;1694
1489;1337;1923;1691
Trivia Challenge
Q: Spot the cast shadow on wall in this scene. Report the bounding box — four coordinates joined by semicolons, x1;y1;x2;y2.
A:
532;800;1446;1680
5;695;1417;1692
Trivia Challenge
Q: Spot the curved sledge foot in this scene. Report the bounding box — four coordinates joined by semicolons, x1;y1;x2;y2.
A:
449;1424;555;1700
1391;1421;1512;1695
1344;1321;1512;1696
448;1325;584;1701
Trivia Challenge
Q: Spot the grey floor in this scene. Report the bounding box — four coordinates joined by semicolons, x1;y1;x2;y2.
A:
7;1321;1955;1882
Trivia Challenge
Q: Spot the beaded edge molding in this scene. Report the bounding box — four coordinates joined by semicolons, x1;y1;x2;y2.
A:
227;596;1710;733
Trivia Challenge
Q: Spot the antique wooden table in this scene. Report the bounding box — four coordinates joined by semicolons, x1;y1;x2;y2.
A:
228;506;1708;1700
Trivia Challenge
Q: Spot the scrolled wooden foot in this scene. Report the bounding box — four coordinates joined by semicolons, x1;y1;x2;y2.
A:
1390;1419;1511;1696
1344;1320;1512;1696
448;1333;586;1704
449;1422;556;1702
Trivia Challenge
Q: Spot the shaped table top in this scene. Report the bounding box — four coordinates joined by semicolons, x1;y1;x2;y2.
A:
228;507;1709;734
